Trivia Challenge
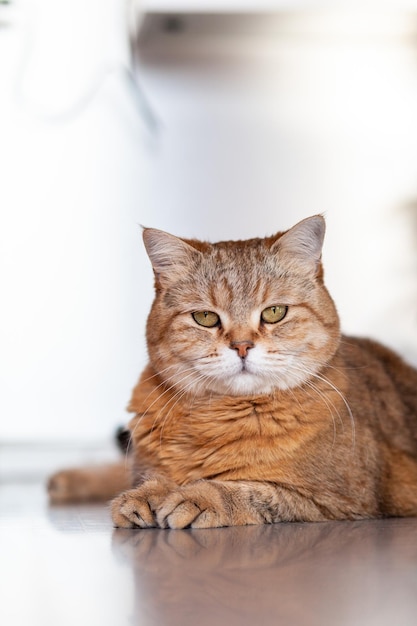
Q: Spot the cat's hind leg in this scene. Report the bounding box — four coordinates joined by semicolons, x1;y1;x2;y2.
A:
48;462;130;504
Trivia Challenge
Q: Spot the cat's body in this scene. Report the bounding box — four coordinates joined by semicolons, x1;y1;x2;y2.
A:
48;216;417;528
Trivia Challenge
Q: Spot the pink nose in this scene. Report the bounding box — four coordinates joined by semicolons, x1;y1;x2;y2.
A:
230;341;255;359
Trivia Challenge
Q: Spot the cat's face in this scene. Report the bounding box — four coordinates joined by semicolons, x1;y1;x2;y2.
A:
143;216;340;397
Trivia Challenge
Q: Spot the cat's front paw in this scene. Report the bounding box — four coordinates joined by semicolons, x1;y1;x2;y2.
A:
111;475;177;529
111;479;232;529
157;481;231;529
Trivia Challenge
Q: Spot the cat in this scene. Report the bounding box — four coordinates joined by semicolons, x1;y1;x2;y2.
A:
48;215;417;528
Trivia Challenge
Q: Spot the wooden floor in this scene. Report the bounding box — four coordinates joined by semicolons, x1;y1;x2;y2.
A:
1;481;417;626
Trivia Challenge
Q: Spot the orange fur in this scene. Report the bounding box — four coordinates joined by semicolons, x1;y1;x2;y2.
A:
49;216;417;527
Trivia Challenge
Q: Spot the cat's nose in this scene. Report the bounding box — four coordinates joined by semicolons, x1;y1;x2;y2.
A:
230;340;255;359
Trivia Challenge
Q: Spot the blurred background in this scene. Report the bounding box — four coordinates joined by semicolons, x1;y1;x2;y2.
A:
1;0;417;477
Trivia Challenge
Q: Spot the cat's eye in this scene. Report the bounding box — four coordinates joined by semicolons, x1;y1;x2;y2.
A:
192;311;220;328
261;305;288;324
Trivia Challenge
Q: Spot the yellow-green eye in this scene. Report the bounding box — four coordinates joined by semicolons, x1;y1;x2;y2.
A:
261;305;288;324
192;311;220;328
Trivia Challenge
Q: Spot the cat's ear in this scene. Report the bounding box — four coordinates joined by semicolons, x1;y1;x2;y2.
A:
271;215;325;276
142;228;202;288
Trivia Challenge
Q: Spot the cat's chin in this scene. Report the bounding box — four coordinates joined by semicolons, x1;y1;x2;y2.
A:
197;363;323;396
204;372;284;397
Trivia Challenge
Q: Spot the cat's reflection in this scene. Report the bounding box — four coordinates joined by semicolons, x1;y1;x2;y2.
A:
111;518;417;626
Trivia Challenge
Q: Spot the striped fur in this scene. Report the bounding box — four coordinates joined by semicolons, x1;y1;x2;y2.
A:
49;216;417;527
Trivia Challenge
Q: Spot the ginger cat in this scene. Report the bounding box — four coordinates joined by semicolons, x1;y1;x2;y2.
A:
48;215;417;528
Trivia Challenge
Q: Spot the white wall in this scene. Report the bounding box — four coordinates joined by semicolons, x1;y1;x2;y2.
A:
0;0;152;441
1;3;417;442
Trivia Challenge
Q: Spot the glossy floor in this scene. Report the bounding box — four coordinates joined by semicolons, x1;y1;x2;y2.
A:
1;482;417;626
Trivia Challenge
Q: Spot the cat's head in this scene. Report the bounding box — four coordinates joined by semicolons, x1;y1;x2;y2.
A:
143;215;340;397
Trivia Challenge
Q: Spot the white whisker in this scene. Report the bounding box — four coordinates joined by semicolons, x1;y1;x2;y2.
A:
156;372;210;446
286;362;356;452
124;364;201;463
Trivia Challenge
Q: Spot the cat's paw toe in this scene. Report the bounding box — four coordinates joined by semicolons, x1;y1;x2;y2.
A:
189;508;222;529
157;496;202;529
111;491;156;529
48;470;86;504
111;475;177;529
157;483;224;529
48;472;69;503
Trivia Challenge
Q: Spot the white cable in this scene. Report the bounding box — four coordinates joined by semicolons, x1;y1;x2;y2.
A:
13;0;159;133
